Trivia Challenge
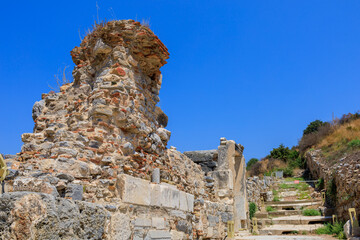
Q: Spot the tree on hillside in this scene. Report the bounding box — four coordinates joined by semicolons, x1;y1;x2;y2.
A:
303;120;326;135
270;144;291;161
246;158;258;170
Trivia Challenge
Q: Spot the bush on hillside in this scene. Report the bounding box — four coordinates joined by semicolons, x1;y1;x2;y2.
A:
303;120;326;135
269;144;304;170
339;112;360;125
348;139;360;149
298;124;333;153
246;158;259;170
283;167;294;177
289;156;306;168
270;144;291;161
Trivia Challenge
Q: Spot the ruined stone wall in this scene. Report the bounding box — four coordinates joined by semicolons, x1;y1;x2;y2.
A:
183;150;218;173
306;149;360;220
246;176;273;207
1;20;240;239
184;139;249;231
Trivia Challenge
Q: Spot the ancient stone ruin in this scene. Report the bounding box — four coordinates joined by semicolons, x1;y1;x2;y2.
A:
0;20;250;239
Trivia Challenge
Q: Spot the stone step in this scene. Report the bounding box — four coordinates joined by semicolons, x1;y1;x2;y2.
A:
258;224;325;235
266;200;321;205
236;235;326;239
257;215;332;225
269;210;302;217
254;210;302;219
265;201;322;210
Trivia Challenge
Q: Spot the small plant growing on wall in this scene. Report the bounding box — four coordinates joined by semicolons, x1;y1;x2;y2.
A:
249;202;257;219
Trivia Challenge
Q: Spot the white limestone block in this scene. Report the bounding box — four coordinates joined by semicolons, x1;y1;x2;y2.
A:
152;217;166;229
179;191;188;212
160;183;180;209
150;183;162;207
117;174;150;206
186;193;194;212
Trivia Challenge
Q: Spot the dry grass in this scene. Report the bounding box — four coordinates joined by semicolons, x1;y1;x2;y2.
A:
48;66;71;92
317;118;360;148
314;118;360;163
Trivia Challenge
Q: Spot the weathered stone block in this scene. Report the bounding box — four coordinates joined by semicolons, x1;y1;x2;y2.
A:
152;217;166;229
170;210;186;220
134;218;152;227
65;183;83;200
186;193;194;212
207;215;219;227
150;183;161;207
117;174;151;206
160;183;180;209
145;230;171;240
179;191;188;212
109;213;131;240
211;170;233;190
176;220;192;234
13;177;59;197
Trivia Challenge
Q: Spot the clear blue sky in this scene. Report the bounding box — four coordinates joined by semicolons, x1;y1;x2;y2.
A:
1;1;360;161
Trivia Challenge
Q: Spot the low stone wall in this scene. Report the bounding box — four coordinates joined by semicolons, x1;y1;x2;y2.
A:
0;173;232;239
306;150;360;219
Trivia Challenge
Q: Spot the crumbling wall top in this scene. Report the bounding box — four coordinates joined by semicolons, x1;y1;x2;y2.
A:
71;20;169;87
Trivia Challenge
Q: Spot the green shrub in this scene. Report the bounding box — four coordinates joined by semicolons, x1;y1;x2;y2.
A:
337;231;346;239
302;209;321;216
326;178;337;207
266;206;275;212
273;196;280;202
289;156;306;169
270;144;291;162
315;222;346;239
298;191;311;200
246;158;259;170
316;178;324;190
279;182;308;191
303;120;326;135
316;223;333;234
348;139;360;148
249;202;257;219
283;167;294;177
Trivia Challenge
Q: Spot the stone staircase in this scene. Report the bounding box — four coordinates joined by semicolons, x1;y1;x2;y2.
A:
254;181;331;235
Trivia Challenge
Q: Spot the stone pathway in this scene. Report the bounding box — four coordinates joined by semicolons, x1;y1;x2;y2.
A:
236;235;336;240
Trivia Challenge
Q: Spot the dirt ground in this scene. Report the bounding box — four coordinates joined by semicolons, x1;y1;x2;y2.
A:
236;234;338;240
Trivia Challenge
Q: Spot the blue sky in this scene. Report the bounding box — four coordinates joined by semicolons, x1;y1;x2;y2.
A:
1;1;360;161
